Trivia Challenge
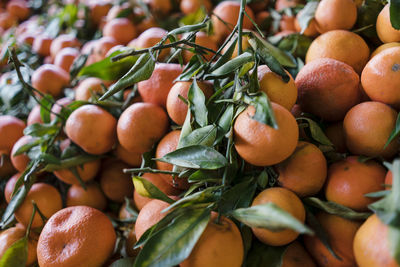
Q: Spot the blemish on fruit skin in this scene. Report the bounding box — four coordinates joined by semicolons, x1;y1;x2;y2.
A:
392;63;400;72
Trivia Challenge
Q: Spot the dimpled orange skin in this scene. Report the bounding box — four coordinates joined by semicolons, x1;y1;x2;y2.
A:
65;105;117;155
258;65;297;111
281;241;317;267
234;103;299;166
0;115;25;155
306;30;370;74
31;64;70;97
361;47;400;109
37;206;116;267
115;144;142;167
276;141;327;197
54;160;100;185
103;18;137;45
117;102;169;154
66;183;107;211
370;42;400;59
304;212;362;267
15;183;63;228
11;135;35;172
353;214;398;267
166;81;214;126
314;0;357;33
251;187;305;246
180;213;244;267
343;101;399;158
137;63;183;108
295;58;360;121
325;156;386;211
74;77;104;101
376;5;400;43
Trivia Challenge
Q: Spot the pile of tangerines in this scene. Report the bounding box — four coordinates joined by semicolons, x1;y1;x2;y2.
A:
0;0;400;266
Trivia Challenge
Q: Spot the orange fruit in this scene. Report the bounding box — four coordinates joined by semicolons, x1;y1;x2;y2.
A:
180;213;244;267
324;121;347;153
0;12;17;30
353;214;398;267
294;11;318;37
370;42;400;58
305;30;370;74
27;105;43;126
50;97;73;121
0;154;16;178
275;0;304;11
182;31;218;63
128;27;170;61
115;143;143;167
138;63;183;108
211;1;255;43
119;201;136;220
295;58;360;121
15;183;63;228
4;172;20;203
100;160;134;203
251;187;306;246
11;135;35;172
166;81;214;125
66;183;107;211
257;65;297;111
276;141;327;197
314;0;357;33
54;47;79;72
304;212;362;267
134;172;181;210
106;3;133;22
74;77;104;101
89;1;111;25
0;115;25;155
37;206;116;267
325;156;386;211
361;47;400;109
281;241;317;267
143;0;172;15
90;36;119;63
136;17;159;34
50;34;80;59
117;102;169;154
6;0;30;20
180;0;212;14
32;35;53;57
221;31;252;59
385;170;393;188
31;64;70;97
280;15;296;32
65;104;117;155
234;103;299;166
103;18;137;45
376;4;400;43
126;227;140;257
343;101;399;158
0;225;38;266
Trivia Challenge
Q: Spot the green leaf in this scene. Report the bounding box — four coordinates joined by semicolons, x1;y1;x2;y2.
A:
297;1;319;34
245;92;278;129
179;6;206;26
297;117;333;146
110;258;136;267
385;113;400;148
23;123;60;137
0;237;28;267
206;52;253;79
304;197;371;220
179;125;217;148
70;53;89;81
208;37;238;72
168;20;208;35
388;225;400;265
187;80;208;127
245;241;286;267
133;207;211;267
13;138;40;156
178;56;203;81
390;0;400;30
231;203;313;234
39;95;53;123
78;49;138;81
99;53;155;100
156;145;227;170
133;176;175;204
218;178;257;215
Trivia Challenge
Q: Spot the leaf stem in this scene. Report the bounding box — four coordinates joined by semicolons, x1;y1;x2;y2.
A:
123;167;181;175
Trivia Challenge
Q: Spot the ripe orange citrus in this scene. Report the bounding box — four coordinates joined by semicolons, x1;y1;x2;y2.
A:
11;135;35;172
31;64;70;97
314;0;357;33
128;27;170;61
49;34;80;59
54;47;79;72
282;241;317;267
376;4;400;43
66;183;107;211
0;115;25;155
100;160;134;203
180;0;212;14
74;77;104;101
370;42;400;58
182;32;218;63
103;18;137;45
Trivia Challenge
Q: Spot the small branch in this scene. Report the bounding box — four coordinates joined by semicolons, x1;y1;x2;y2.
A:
123;167;180;175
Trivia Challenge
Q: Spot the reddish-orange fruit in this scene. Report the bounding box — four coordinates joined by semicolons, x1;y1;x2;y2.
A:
0;225;38;266
275;0;304;11
0;115;25;155
17;32;35;45
65;105;117;155
100;160;134;203
143;0;172;15
306;30;370;74
280;15;296;32
50;34;80;59
27;105;43;126
37;206;116;267
31;64;70;97
211;1;255;43
4;172;20;203
90;36;119;63
370;42;400;58
325;156;386;211
251;187;306;246
129;27;169;61
353;214;398;267
304;212;362;267
89;2;111;25
0;154;16;178
276;141;327;197
0;12;17;30
180;213;244;267
182;32;218;63
361;47;400;109
133;172;181;210
295;58;360;121
135;199;171;240
115;144;142;167
294;11;318;37
50;97;73;121
324;122;347;153
258;65;297;111
66;183;107;211
314;0;357;33
234;103;299;166
11;135;35;172
138;63;183;108
281;241;317;267
15;183;63;228
385;170;393;188
376;5;400;43
118;201;136;220
126;227;140;257
103;18;137;45
106;3;133;22
74;77;104;101
180;0;212;14
54;47;79;72
343;101;399;158
166;81;214;125
117;102;169;154
6;0;29;20
32;35;53;57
